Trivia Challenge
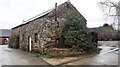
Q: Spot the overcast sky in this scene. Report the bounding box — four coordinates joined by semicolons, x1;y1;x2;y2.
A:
0;0;111;29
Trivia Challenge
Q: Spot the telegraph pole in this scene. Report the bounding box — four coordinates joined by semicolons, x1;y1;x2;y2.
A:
68;0;70;2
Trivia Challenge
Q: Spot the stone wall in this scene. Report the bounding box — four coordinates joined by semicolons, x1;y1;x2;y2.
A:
45;48;86;56
9;2;87;54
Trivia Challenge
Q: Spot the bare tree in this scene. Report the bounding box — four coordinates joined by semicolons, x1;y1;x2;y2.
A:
99;0;120;40
98;0;120;30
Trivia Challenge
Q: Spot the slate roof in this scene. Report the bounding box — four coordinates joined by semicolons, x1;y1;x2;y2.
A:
89;26;118;35
12;8;54;29
12;1;73;29
0;29;11;37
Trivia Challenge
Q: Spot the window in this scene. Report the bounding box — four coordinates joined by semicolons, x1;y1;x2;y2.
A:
34;33;38;43
22;34;24;41
66;3;69;8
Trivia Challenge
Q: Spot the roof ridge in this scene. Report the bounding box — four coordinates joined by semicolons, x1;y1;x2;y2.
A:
23;1;70;24
23;7;55;23
12;1;71;29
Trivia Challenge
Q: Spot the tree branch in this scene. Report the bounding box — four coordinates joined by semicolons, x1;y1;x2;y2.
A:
109;15;120;16
100;2;114;7
109;2;119;10
99;1;119;10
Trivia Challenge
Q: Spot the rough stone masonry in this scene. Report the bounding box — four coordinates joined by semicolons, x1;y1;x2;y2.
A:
9;1;88;55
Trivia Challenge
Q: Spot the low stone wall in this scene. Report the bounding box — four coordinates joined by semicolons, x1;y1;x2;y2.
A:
45;48;86;57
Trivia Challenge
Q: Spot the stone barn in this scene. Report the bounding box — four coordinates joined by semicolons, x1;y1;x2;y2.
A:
0;29;11;45
9;1;89;55
89;24;118;41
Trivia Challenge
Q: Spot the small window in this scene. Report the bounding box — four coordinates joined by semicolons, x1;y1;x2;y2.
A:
34;33;38;43
57;21;59;28
22;34;24;41
66;4;69;8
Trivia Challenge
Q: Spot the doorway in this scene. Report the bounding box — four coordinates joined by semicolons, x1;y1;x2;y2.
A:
28;36;32;52
16;36;20;49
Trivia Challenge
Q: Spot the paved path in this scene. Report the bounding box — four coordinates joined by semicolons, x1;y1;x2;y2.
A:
0;41;119;66
40;41;119;66
66;48;118;65
0;45;50;66
65;41;119;65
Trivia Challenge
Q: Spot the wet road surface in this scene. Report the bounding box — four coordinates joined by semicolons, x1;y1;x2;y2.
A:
0;41;119;66
0;45;50;66
66;41;119;65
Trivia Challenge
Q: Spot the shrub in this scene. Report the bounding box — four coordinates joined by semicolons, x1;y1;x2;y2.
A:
62;13;96;51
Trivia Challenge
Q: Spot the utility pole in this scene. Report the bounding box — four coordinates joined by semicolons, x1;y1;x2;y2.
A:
68;0;70;2
55;2;60;46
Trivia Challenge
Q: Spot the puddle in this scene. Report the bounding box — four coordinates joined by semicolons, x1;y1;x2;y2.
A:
98;46;119;55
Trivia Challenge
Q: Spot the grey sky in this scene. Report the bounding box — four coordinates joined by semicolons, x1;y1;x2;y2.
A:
0;0;110;29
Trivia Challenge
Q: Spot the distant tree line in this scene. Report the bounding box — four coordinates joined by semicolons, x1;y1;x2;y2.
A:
90;23;119;41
